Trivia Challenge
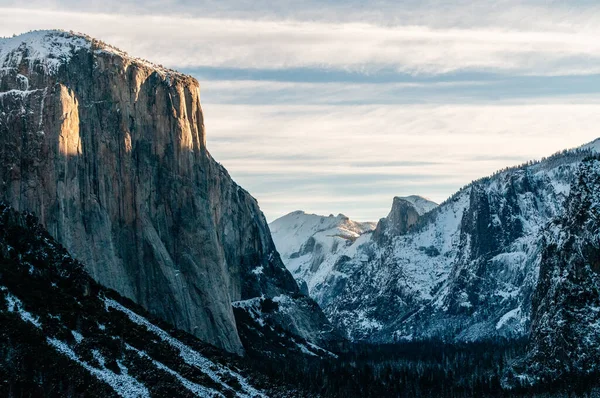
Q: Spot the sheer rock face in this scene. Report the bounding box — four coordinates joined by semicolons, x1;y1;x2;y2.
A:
0;30;303;354
373;197;422;243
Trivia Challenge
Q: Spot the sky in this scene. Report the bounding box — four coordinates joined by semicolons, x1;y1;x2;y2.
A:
1;1;600;221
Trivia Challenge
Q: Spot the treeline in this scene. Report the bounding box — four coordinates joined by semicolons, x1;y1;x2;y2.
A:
247;336;600;397
247;338;524;397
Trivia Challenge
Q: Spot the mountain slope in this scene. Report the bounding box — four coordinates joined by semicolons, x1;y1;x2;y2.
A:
0;202;533;397
274;142;598;342
0;203;273;397
508;156;600;389
269;211;376;293
0;30;336;355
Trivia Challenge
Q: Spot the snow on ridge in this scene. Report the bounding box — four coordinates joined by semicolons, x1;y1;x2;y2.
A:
269;210;375;289
581;137;600;153
126;343;224;398
0;30;90;75
395;195;438;216
47;337;151;398
0;30;188;79
270;210;375;252
104;297;266;398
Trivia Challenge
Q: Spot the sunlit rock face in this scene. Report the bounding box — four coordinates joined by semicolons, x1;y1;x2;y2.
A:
0;30;334;355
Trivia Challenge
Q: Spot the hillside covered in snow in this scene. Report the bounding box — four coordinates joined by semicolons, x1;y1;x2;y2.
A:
270;211;377;294
272;141;600;347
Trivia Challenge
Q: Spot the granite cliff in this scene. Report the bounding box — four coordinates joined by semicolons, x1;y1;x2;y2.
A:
0;30;333;355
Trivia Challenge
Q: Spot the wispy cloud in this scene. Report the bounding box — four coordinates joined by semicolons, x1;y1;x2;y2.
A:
6;1;600;31
204;102;600;220
4;7;600;75
195;77;600;105
2;3;600;221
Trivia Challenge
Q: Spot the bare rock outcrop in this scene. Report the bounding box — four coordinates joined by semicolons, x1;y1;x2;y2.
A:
373;196;435;243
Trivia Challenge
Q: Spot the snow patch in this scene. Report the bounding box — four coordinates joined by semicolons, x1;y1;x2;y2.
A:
251;266;264;275
232;297;266;327
0;30;91;75
47;337;150;398
71;330;84;344
104;297;266;398
295;342;318;357
3;288;41;328
496;307;523;330
126;343;224;397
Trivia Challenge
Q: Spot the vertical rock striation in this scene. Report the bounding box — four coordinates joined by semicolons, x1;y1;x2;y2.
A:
0;30;326;354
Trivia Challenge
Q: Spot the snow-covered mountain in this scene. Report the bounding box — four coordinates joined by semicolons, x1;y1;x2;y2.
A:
269;211;376;293
273;141;600;345
505;155;600;387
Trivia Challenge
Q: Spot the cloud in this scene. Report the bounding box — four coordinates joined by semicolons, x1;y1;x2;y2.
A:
3;3;600;221
4;7;600;75
6;0;600;31
195;76;600;106
202;102;600;220
197;79;496;105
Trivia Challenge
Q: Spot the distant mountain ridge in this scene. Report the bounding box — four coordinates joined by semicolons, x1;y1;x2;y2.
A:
272;141;600;350
269;211;376;294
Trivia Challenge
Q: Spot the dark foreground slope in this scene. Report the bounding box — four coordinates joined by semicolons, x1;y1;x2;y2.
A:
0;203;283;397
